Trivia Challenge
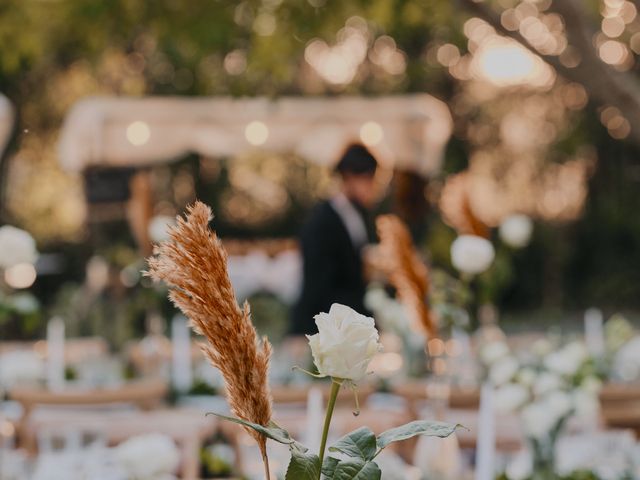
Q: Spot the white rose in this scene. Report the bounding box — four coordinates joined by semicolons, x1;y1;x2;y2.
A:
307;303;382;382
0;226;38;269
580;376;602;395
572;389;599;419
543;390;573;420
494;383;529;413
533;372;564;396
450;235;495;275
505;449;533;480
516;368;537;387
521;401;557;439
479;341;509;365
499;214;533;248
489;356;519;386
544;341;588;377
114;433;180;480
613;336;640;381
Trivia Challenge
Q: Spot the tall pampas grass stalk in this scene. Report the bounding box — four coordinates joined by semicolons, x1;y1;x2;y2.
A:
376;214;438;339
146;201;273;479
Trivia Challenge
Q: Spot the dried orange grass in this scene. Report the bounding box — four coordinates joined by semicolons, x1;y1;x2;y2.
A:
145;202;273;463
439;171;489;238
376;214;438;339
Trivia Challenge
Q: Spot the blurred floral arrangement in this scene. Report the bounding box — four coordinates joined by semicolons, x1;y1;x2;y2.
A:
480;337;603;480
146;202;460;479
113;433;180;480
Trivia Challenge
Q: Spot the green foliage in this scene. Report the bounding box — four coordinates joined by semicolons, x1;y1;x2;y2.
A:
285;446;321;480
205;413;296;445
211;412;459;479
329;427;377;460
376;420;462;449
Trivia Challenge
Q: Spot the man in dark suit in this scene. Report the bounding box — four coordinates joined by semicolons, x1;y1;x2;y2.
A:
290;143;379;335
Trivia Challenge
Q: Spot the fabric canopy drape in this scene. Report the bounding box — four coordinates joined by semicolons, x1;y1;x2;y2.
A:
58;95;453;176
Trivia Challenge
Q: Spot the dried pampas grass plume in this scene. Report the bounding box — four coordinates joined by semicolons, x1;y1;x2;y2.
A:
145;202;273;471
376;214;438;339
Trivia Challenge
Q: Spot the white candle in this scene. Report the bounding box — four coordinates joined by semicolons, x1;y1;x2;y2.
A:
584;308;605;357
46;317;65;391
171;315;192;393
305;387;324;453
475;384;496;480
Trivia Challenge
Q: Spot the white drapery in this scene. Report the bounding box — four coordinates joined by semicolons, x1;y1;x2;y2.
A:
58;94;452;175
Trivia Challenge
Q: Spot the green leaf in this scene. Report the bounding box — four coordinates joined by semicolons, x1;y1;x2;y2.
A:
322;456;340;477
328;427;377;461
376;421;461;450
206;412;295;444
332;458;381;480
285;446;321;480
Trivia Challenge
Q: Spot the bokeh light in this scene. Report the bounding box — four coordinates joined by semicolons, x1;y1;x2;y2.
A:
5;263;37;289
126;121;151;146
244;121;269;146
359;121;384;146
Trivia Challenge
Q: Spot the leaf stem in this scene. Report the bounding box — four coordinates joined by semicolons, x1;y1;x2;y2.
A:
259;441;271;480
317;379;342;479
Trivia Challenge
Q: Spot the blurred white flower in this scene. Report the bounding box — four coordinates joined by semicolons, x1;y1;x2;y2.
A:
114;433;180;480
489;355;519;386
0;350;44;389
450;235;495;275
522;401;557;439
148;215;176;243
499;214;533;248
516;368;536;387
533;371;564;396
307;303;382;382
494;383;529;413
480;341;509;365
613;336;640;381
505;449;533;480
364;287;387;312
580;376;602;395
544;341;588;376
572;389;599;419
544;390;573;420
0;226;38;269
531;338;553;357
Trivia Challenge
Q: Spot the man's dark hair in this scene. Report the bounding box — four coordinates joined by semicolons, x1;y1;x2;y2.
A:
334;143;378;176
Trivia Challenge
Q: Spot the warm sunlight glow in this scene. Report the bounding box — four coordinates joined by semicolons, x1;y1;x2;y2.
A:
472;38;554;88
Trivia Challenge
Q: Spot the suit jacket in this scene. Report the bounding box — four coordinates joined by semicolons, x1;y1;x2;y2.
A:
290;200;369;335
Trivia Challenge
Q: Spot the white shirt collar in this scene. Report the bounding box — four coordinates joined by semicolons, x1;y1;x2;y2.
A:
329;193;368;249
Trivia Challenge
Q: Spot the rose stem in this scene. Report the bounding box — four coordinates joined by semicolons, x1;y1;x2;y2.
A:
318;379;342;478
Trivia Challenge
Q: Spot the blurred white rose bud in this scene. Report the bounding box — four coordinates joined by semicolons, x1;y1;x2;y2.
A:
148;215;176;243
450;234;495;275
499;214;533;248
489;355;519;386
307;303;382;382
494;383;529;413
479;340;509;365
522;401;556;439
114;433;180;480
0;225;38;269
